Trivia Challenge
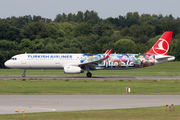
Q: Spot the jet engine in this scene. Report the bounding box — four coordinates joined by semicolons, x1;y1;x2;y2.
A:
64;66;84;74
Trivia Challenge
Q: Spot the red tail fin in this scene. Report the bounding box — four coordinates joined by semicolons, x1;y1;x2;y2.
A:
145;31;173;55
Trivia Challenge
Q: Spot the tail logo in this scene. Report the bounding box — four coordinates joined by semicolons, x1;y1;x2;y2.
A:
152;39;169;55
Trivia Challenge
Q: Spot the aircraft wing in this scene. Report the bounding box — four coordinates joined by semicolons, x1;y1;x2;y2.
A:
78;49;112;68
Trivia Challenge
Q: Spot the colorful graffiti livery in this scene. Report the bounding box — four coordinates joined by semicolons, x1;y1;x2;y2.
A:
80;54;155;69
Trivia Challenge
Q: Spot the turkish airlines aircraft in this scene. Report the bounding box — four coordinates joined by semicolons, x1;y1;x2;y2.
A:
4;31;175;77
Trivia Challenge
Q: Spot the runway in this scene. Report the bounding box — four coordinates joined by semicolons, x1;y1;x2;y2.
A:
0;75;180;80
1;76;180;114
0;95;180;114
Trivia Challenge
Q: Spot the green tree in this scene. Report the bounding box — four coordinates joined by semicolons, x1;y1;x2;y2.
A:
62;13;67;22
32;42;45;53
58;22;78;38
125;12;140;27
147;35;162;48
87;10;100;24
0;40;16;51
76;11;84;23
74;23;92;37
21;22;50;40
44;42;58;53
48;22;65;39
174;40;180;61
69;38;81;48
54;14;63;22
114;39;137;53
0;23;22;42
0;51;4;68
93;23;113;36
84;10;90;22
139;14;151;23
68;13;73;22
136;43;148;54
61;47;81;53
18;39;34;50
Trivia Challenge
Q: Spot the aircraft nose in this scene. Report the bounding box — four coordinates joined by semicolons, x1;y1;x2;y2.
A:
4;60;10;68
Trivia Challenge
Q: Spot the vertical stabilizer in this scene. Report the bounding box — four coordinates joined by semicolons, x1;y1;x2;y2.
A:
145;31;173;55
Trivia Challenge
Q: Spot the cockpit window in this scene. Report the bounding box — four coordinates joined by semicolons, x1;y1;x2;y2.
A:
10;58;17;60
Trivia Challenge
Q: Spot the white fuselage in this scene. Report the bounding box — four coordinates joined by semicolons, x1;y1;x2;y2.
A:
5;54;81;69
4;53;175;70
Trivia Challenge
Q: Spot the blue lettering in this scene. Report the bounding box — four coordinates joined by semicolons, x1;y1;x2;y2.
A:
28;55;50;59
28;55;73;59
28;55;31;58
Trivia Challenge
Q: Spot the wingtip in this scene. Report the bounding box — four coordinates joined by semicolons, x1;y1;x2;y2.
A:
106;49;113;58
109;49;113;54
105;49;109;54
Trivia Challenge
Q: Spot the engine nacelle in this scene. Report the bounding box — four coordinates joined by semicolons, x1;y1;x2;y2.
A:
64;66;84;74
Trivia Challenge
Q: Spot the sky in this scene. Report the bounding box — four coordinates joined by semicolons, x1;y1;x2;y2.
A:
0;0;180;20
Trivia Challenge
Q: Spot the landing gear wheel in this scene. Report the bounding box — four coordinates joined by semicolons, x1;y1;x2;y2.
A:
22;74;26;77
86;72;92;77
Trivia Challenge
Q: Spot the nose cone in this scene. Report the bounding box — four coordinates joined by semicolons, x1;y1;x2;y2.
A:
4;60;10;68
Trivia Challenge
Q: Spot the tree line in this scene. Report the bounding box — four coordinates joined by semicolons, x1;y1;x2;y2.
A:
0;10;180;68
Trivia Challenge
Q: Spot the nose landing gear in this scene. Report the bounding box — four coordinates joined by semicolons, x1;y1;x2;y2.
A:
22;69;26;77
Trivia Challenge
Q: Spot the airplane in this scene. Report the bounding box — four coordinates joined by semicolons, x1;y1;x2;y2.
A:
4;31;175;77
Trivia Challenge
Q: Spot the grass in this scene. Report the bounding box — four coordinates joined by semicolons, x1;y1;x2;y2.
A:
0;79;180;95
1;61;180;76
0;62;180;119
0;106;180;120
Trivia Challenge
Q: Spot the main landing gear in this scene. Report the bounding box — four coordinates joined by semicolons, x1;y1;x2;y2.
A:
22;69;26;77
86;72;92;77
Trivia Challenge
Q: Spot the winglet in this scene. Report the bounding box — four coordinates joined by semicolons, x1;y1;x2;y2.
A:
105;49;109;54
106;49;113;58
